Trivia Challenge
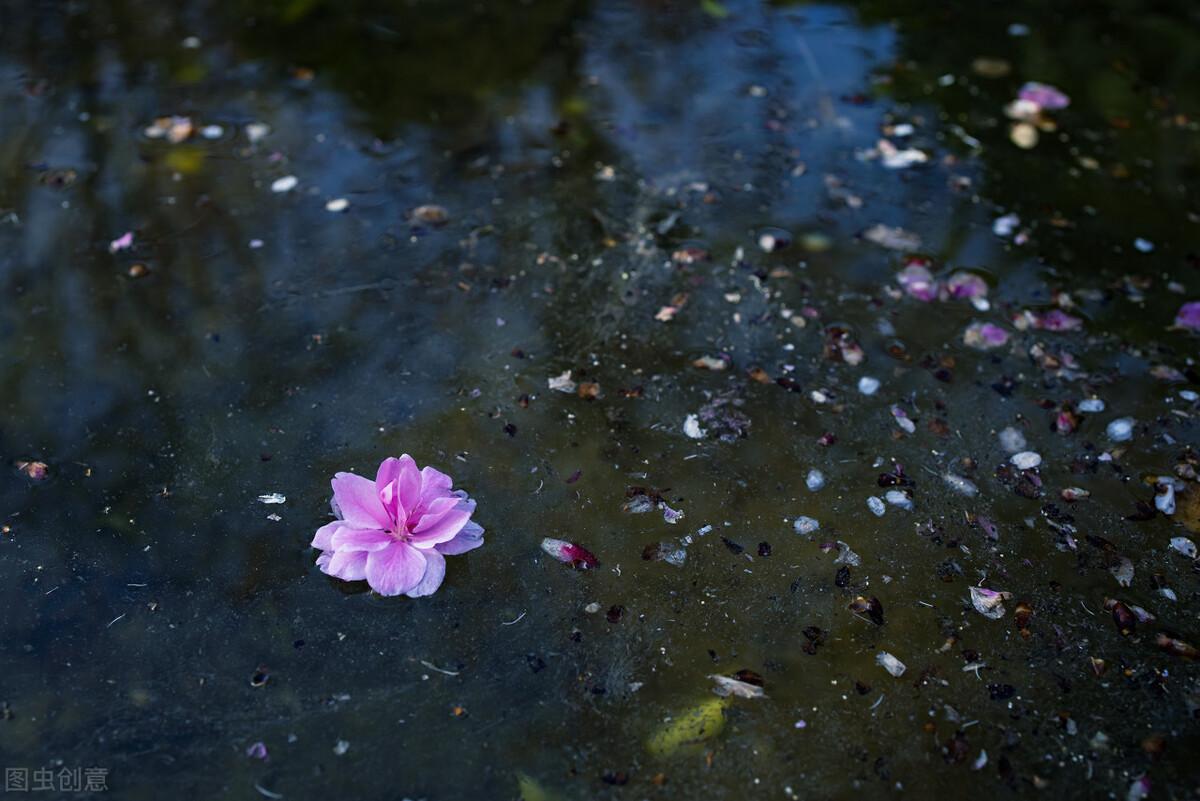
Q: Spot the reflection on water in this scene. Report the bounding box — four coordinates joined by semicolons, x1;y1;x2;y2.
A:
1;0;1198;798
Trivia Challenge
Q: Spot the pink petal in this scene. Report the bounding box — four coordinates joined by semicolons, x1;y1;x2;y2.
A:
322;549;369;581
436;521;485;556
365;542;427;596
541;537;599;568
330;527;393;552
410;505;472;547
405;549;447;597
419;465;454;503
394;455;422;513
1175;301;1200;330
312;521;343;550
331;471;391;529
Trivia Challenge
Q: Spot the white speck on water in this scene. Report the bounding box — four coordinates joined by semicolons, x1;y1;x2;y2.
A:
1077;398;1105;413
806;469;826;491
1011;451;1042;470
867;496;885;517
271;175;298;193
998;426;1026;453
1106;417;1135;442
257;493;286;504
885;490;913;510
793;516;820;536
858;376;880;396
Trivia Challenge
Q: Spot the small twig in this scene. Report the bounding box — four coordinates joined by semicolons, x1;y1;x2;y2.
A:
870;694;885;710
420;660;460;676
107;613;126;628
501;611;526;626
254;784;284;800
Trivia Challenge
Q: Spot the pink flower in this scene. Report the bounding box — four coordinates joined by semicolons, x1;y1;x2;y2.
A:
312;456;483;597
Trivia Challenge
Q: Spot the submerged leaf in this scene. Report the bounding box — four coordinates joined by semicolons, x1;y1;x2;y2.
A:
646;696;729;757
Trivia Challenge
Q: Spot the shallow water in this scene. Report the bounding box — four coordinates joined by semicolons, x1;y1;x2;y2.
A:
1;1;1199;798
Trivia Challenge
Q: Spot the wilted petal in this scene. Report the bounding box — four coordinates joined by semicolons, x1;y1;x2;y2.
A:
331;472;391;529
1174;301;1200;330
365;542;427;596
405;550;447;597
436;521;485;556
541;537;599;568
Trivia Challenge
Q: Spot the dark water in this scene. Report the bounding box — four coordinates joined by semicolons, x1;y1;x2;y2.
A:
2;1;1199;798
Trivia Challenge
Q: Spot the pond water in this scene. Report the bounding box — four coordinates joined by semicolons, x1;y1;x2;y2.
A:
2;1;1199;798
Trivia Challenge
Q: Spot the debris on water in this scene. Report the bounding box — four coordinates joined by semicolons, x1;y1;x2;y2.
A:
793;516;820;536
1010;122;1038;149
1169;537;1197;559
992;213;1020;237
862;223;921;252
693;392;751;442
646;696;728;757
1106;417;1135;442
1154;633;1198;660
885;490;912;510
244;122;270;143
256;493;286;504
540;538;599;569
683;414;705;439
108;231;134;253
1133;237;1154;253
849;596;884;625
1110;558;1135;588
548;371;576;393
1010;451;1042;470
833;541;861;566
896;261;938;301
1156;478;1177;515
998;427;1026;453
891;405;916;434
325;198;350;213
806;470;825;491
943;474;979;497
1174;301;1200;330
333;739;350;756
867;496;885;517
246;741;269;760
874;139;928;169
969;586;1012;619
144;115;195;143
270;175;298;193
1078;398;1105;413
1127;776;1152;801
692;355;729;371
963;321;1008;349
411;205;449;225
1018;81;1070;110
1016;308;1083;331
1061;487;1090;502
16;460;49;481
709;673;767;699
876;651;907;677
757;228;791;253
857;376;881;396
643;541;688;567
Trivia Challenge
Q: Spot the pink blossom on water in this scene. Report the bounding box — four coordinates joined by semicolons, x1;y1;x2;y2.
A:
311;456;483;597
963;321;1009;349
1018;81;1070;110
943;271;988;300
896;261;938;301
1174;301;1200;330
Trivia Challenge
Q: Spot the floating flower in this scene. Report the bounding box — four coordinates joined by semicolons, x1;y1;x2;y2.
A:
311;456;483;597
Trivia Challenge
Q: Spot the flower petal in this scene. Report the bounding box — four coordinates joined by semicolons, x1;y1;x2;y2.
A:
419;465;454;504
435;521;484;555
331;471;391;529
330;527;393;552
394;455;423;514
323;549;369;581
312;521;343;550
410;504;472;546
365;542;427;596
405;549;446;597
